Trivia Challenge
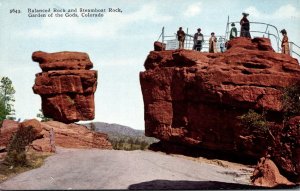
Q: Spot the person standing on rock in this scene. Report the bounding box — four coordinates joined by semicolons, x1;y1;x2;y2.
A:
209;32;217;53
219;37;225;53
240;12;251;38
229;23;237;40
280;29;290;55
177;27;186;49
193;28;204;51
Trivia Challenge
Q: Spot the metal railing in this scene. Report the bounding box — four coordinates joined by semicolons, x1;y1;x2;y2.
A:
224;16;300;60
158;18;300;61
289;42;300;59
158;27;226;52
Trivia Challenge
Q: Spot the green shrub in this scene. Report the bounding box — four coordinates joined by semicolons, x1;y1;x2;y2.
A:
238;109;269;134
282;82;300;119
5;125;37;167
36;109;52;122
110;137;151;151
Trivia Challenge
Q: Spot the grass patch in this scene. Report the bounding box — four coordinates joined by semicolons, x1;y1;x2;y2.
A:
0;150;52;183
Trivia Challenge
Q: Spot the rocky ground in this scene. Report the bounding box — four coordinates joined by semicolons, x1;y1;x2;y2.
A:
0;147;257;190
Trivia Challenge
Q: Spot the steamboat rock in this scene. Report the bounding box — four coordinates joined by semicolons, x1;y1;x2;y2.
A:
140;37;300;181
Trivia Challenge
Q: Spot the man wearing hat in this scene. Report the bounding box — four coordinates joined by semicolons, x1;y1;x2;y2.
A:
177;27;186;49
193;28;204;51
280;29;290;55
229;23;237;40
240;12;251;38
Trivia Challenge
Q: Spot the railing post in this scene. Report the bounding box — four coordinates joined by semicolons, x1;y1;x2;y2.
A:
186;27;189;49
225;15;229;41
162;26;165;44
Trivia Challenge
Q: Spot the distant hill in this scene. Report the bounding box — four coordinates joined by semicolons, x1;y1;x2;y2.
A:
83;122;158;148
85;122;145;137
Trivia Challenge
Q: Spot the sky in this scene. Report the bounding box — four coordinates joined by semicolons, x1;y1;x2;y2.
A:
0;0;299;130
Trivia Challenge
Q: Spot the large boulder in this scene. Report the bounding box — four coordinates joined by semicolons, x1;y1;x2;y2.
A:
0;120;20;151
32;51;93;72
251;157;294;187
140;37;300;181
4;119;44;165
32;51;97;123
154;41;166;51
0;119;43;153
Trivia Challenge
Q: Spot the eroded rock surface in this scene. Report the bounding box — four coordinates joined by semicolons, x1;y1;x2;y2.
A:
30;120;112;152
0;119;112;155
32;51;97;123
140;37;300;182
251;157;294;187
0;120;19;151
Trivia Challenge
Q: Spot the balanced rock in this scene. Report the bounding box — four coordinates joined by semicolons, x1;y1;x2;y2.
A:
140;37;300;181
32;51;97;123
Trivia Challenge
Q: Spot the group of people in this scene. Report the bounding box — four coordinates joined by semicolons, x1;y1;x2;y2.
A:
176;27;220;53
177;12;290;55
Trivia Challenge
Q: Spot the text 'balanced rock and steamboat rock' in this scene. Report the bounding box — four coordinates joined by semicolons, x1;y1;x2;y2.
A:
32;51;97;123
140;37;300;182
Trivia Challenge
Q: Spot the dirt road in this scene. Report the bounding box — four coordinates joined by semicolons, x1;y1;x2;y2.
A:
0;148;255;190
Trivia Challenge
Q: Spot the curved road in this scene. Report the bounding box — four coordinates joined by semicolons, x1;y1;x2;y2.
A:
0;148;254;190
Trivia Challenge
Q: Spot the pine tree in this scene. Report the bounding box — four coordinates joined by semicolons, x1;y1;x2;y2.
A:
0;76;15;121
36;109;52;122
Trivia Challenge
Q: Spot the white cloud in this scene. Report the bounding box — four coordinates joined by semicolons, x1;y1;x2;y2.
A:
183;2;202;18
17;3;173;39
273;4;300;19
245;4;300;20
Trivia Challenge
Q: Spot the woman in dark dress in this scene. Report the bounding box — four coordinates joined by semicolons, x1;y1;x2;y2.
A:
240;12;251;38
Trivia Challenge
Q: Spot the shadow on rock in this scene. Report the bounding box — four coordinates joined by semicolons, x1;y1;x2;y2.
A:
149;141;258;165
128;179;299;190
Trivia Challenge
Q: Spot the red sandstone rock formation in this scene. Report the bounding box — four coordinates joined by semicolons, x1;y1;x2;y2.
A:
251;157;294;187
0;119;44;160
154;41;166;51
0;119;112;154
0;120;20;151
140;37;300;182
30;120;112;152
32;51;97;123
